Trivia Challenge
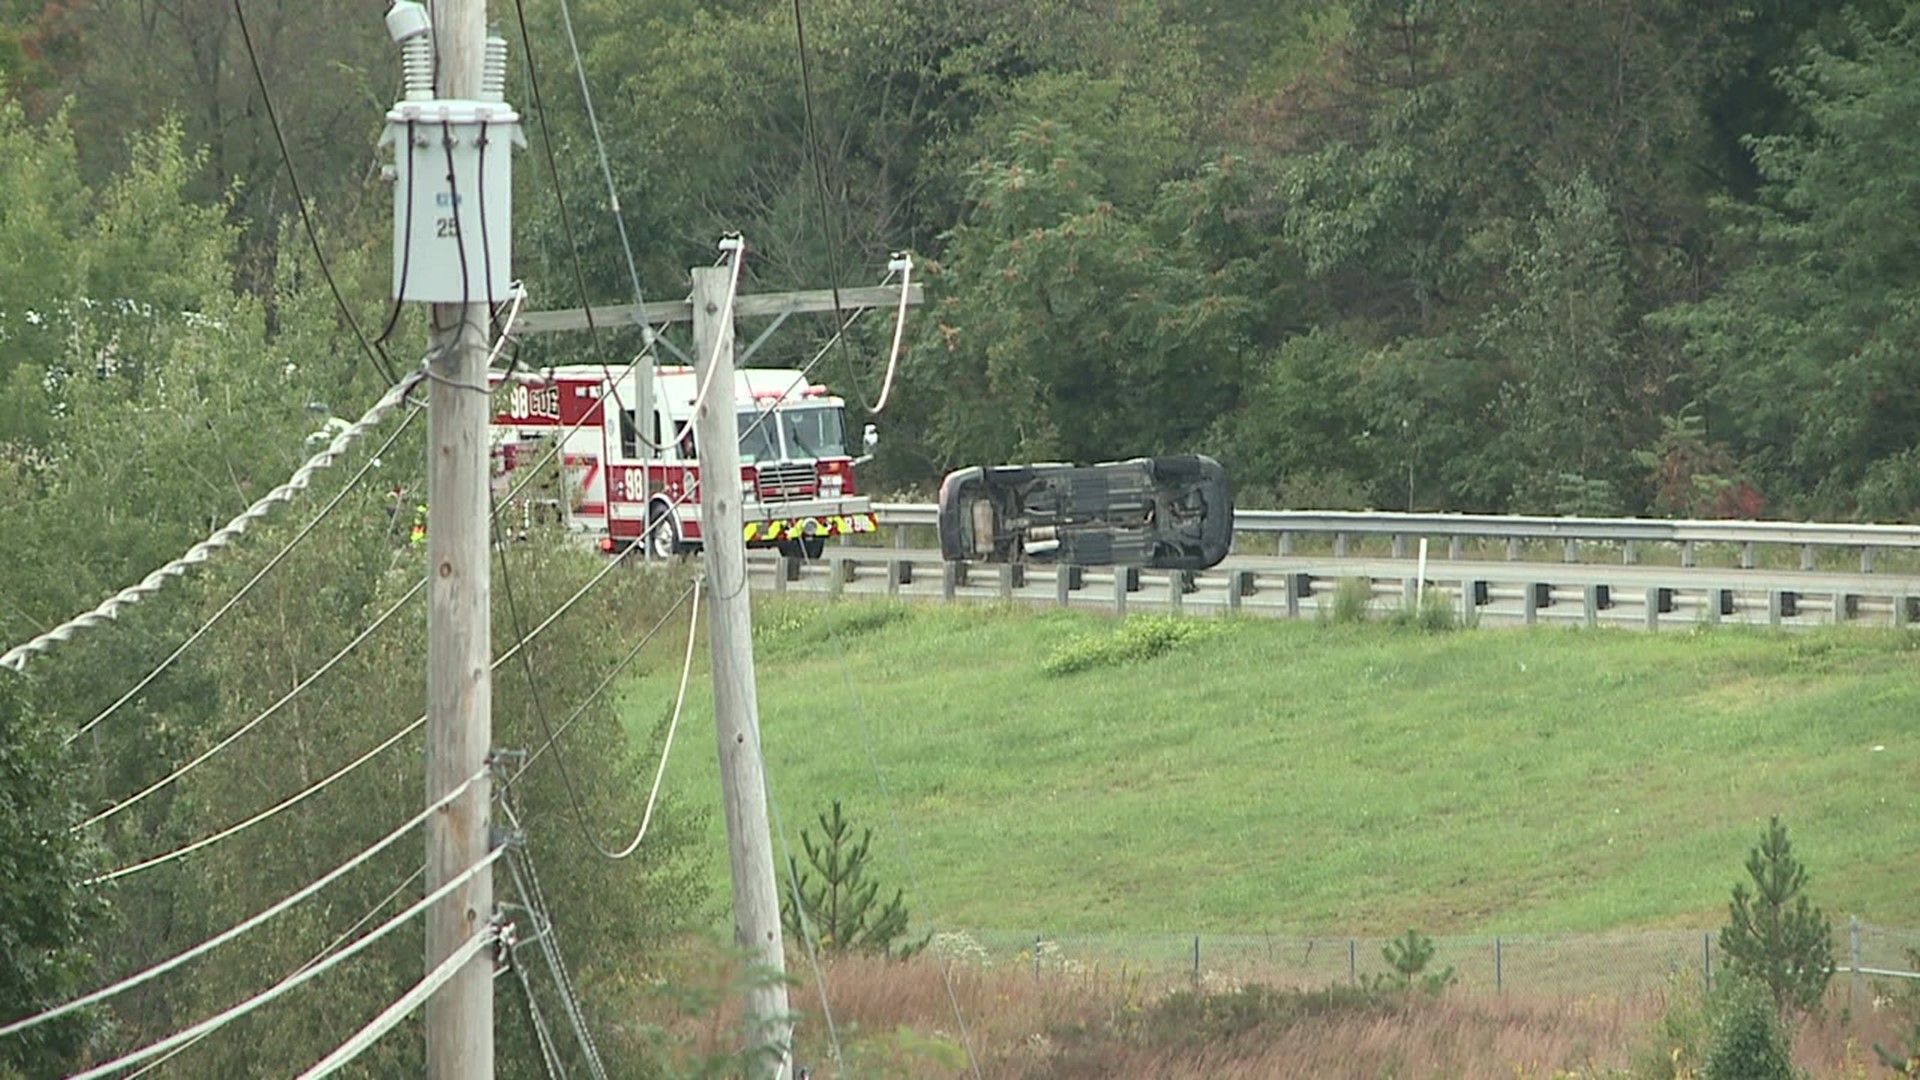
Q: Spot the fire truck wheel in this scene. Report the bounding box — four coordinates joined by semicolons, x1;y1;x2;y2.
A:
646;503;685;559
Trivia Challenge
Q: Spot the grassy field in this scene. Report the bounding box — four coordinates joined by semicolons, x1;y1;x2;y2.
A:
617;595;1920;939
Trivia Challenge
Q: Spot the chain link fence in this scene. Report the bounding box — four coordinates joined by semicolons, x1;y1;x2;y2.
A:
938;920;1920;1003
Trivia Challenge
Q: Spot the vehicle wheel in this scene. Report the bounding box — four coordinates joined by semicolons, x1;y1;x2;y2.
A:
646;503;683;559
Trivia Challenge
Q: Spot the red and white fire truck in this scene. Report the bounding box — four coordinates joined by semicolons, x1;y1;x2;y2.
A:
490;363;878;558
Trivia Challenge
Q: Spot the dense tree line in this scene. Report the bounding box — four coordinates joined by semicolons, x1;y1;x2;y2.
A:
2;1;1919;1074
6;0;1914;519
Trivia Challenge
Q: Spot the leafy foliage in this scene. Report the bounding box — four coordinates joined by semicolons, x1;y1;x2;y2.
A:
1702;976;1799;1080
0;678;107;1079
1718;816;1834;1018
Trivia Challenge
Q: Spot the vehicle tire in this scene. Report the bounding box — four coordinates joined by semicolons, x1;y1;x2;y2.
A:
646;502;684;559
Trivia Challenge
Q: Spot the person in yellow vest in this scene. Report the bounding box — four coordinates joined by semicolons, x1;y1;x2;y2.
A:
410;503;428;547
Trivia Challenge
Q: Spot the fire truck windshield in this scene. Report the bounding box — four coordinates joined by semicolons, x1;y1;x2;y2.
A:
777;406;847;459
736;411;781;463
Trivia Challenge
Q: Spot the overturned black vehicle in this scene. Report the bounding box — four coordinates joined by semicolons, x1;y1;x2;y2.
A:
937;455;1233;571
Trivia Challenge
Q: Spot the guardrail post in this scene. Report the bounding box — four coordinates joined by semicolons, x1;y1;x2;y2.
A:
1506;537;1521;562
893;523;910;549
1832;592;1851;625
1801;543;1816;571
1624;540;1639;565
885;557;906;596
1895;596;1911;630
1563;539;1579;563
1112;570;1128;616
1644;587;1661;630
1741;541;1756;570
1055;565;1082;607
1167;573;1185;615
1681;540;1697;568
1228;570;1254;612
774;556;792;591
1448;537;1463;560
942;561;962;601
1862;546;1877;573
1768;590;1786;625
1461;580;1481;625
1583;585;1609;627
1286;573;1311;619
1392;534;1407;559
998;562;1023;599
1278;530;1293;557
1402;578;1418;613
829;554;849;597
1334;533;1349;558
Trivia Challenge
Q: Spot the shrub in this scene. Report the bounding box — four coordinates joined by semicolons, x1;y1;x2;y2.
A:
1389;586;1461;632
1702;977;1798;1080
1329;575;1374;623
1040;615;1221;676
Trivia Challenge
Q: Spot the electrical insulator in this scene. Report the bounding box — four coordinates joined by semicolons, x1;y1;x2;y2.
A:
385;1;434;102
482;35;508;104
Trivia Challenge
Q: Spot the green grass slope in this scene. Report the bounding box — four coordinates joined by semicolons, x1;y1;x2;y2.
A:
621;598;1919;937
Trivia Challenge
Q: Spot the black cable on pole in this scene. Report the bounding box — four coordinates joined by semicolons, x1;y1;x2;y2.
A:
488;497;654;861
789;0;873;410
507;0;676;452
232;0;402;386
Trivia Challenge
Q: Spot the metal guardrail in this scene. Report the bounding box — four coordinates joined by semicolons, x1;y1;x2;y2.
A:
872;504;1920;572
750;548;1920;632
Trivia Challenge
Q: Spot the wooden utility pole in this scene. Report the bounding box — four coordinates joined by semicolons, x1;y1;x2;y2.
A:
691;264;793;1080
425;0;493;1075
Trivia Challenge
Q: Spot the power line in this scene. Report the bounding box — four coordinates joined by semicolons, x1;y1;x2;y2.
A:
89;711;427;884
500;803;610;1080
1;368;427;674
506;935;569;1080
96;513;672;883
607;574;700;860
68;404;425;748
760;766;846;1073
491;454;703;859
120;863;431;1079
231;0;402;386
2;767;486;1039
509;578;697;783
76;576;425;831
66;848;505;1080
871;252;913;413
294;926;498;1080
787;0;870;411
551;0;648;314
